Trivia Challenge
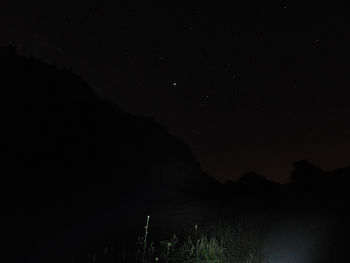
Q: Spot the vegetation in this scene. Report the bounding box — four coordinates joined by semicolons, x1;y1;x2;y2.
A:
134;215;266;263
70;215;266;263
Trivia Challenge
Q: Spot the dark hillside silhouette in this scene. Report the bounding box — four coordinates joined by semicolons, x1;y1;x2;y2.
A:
0;46;218;202
221;160;350;214
0;46;219;260
290;160;326;185
224;171;280;195
287;159;348;200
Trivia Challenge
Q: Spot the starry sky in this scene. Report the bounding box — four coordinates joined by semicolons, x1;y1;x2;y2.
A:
1;2;350;183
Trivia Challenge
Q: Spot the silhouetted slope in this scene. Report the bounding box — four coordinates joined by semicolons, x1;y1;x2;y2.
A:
289;160;327;187
224;171;280;195
221;159;350;213
0;46;219;222
284;160;349;207
0;46;221;261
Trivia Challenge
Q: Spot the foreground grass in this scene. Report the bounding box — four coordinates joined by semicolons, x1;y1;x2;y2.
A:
135;216;266;263
75;215;266;263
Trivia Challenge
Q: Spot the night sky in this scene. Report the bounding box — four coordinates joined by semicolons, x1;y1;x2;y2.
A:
1;2;350;183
